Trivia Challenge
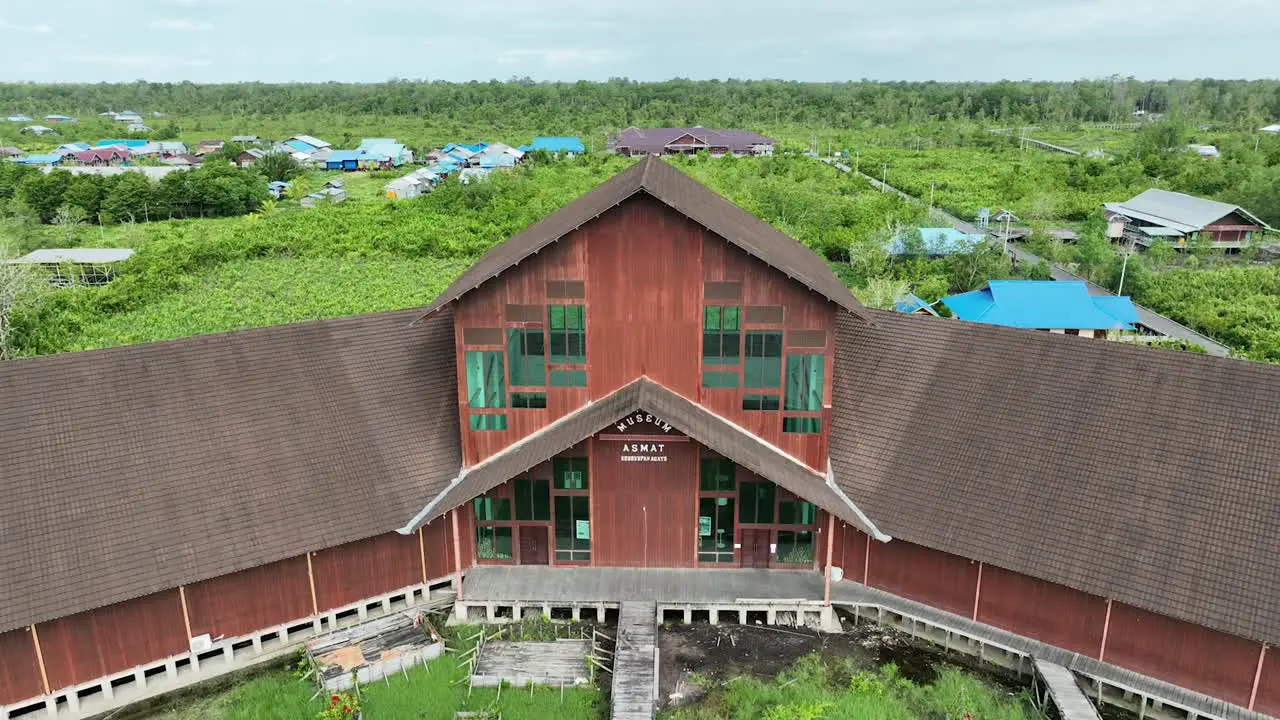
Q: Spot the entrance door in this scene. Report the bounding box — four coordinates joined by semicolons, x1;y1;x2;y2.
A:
518;526;550;565
739;529;772;569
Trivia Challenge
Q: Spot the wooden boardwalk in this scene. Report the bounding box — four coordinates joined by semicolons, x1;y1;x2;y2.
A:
611;601;658;720
1033;658;1102;720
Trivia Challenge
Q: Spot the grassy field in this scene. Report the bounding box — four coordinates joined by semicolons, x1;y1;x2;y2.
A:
662;654;1043;720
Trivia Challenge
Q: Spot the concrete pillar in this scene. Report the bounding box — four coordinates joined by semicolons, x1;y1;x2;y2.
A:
165;659;178;680
709;609;719;625
279;625;289;643
312;617;323;633
542;603;551;618
683;607;692;624
571;607;581;621
190;652;200;672
738;610;747;625
357;604;369;620
485;603;496;622
65;690;80;713
43;697;57;718
101;678;114;700
766;609;776;625
134;668;145;688
596;603;606;621
382;598;392;614
223;645;234;663
251;636;262;653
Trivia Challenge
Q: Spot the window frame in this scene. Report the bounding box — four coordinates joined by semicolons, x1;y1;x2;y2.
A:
548;304;587;366
702;305;742;367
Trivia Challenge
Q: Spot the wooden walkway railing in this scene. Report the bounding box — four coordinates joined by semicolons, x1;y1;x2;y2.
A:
610;601;658;720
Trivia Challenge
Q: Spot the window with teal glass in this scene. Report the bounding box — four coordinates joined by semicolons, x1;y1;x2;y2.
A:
515;478;550;521
702;306;741;365
476;526;513;560
469;414;508;431
739;481;776;524
778;499;817;525
554;495;591;561
465;351;505;409
510;392;547;409
699;457;736;491
702;371;738;389
554;457;589;490
550;368;587;387
473;495;512;522
784;354;823;411
548;305;586;364
742;394;780;411
507;329;546;387
698;496;736;563
743;332;782;388
782;417;821;433
776;530;815;564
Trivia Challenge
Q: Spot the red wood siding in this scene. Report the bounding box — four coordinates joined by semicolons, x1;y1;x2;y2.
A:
831;523;869;581
311;533;422;612
1102;602;1260;707
699;236;835;470
452;194;838;471
591;437;698;567
1254;648;1280;716
0;627;43;704
865;539;979;618
423;514;461;581
184;556;313;640
976;564;1107;657
37;590;187;691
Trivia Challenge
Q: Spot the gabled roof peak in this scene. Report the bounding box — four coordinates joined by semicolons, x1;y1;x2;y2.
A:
418;156;864;321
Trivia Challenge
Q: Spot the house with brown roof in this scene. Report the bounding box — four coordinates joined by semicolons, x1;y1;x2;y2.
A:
69;147;130;167
609;126;776;157
1;157;1279;719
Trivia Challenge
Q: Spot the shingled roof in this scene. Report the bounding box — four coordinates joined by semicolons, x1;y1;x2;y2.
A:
401;377;885;540
830;309;1280;646
420;156;864;318
0;309;462;634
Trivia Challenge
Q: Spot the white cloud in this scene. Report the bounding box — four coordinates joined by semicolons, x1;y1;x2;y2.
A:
0;18;53;33
149;18;212;31
496;48;618;67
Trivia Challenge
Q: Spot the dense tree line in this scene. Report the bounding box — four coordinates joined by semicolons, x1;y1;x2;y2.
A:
3;78;1280;130
0;161;269;225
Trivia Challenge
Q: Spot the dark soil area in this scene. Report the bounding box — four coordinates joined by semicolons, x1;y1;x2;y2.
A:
657;612;1050;712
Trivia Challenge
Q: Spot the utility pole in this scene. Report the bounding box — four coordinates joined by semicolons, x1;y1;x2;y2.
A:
854;151;860;174
881;163;888;192
930;182;936;209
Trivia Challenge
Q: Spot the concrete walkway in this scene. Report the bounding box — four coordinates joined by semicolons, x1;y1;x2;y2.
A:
1034;658;1103;720
611;601;658;720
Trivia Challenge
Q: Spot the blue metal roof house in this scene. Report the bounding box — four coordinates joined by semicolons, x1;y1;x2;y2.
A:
16;154;62;166
893;293;940;317
519;136;585;155
325;150;363;171
941;280;1139;337
889;227;987;256
96;139;148;149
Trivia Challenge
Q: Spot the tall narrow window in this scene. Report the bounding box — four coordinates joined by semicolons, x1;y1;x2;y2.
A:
554;495;591;561
507;329;546;387
465;350;506;430
698;497;736;563
742;331;782;410
554;457;589;490
548;305;586;364
702;306;741;365
739;481;776;524
699;457;736;491
783;353;823;433
515;478;551;521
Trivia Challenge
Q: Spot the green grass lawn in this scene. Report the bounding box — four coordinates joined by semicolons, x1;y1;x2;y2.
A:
134;638;603;720
662;655;1043;720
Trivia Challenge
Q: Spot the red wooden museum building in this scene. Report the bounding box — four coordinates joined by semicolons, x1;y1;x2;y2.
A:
2;157;1279;719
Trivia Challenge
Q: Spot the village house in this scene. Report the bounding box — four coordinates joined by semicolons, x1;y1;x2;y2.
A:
1105;188;1273;249
51;143;90;157
266;180;289;199
0;146;24;159
893;293;940;316
887;227;986;257
4;248;135;287
520;136;586;156
42;114;76;124
194;139;225;156
283;135;331;154
20;125;55;136
1;158;1279;720
235;148;267;167
942;280;1139;338
608;127;776;157
5;114;32;123
161;153;201;168
14;154;61;167
230;135;262;145
69;147;131;167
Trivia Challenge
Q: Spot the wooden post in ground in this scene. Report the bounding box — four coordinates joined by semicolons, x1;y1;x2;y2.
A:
452;508;464;600
823;513;835;606
30;624;50;696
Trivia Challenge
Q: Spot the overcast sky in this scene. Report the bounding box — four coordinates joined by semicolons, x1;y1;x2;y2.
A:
2;0;1278;83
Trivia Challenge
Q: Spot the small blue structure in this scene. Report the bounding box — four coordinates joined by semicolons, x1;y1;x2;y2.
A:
941;281;1139;331
96;139;148;149
54;142;91;156
893;293;939;317
460;143;487;153
325;150;362;171
478;153;517;169
17;154;62;166
6;114;32;122
267;181;289;199
519;136;585;155
889;227;986;256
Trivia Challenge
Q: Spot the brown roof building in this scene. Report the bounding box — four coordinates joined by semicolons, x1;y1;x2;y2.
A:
0;157;1278;718
608;127;776;156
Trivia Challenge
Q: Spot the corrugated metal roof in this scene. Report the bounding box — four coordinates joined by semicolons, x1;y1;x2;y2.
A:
526;136;585;153
326;150;363;163
1111;189;1271;232
16;248;135;264
888;227;985;256
942;280;1137;330
893;293;939;316
420;156;865;319
288;135;330;149
17;154;61;165
830;309;1280;646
